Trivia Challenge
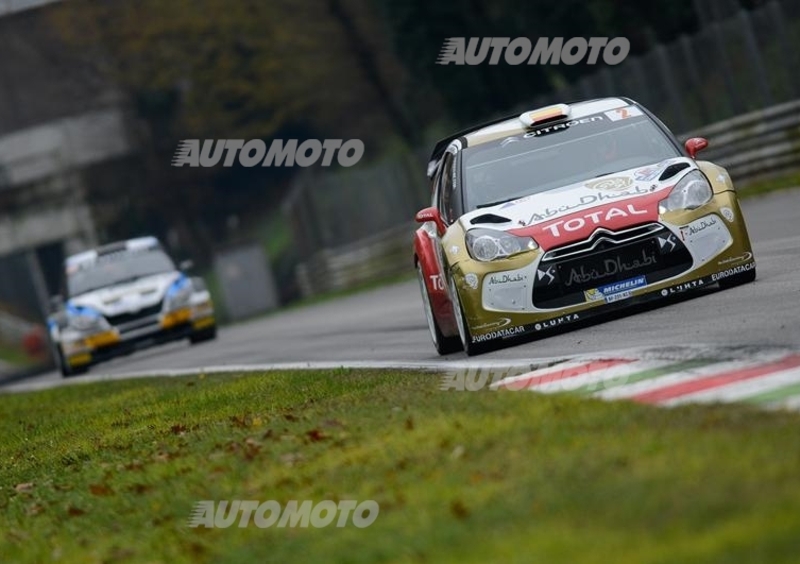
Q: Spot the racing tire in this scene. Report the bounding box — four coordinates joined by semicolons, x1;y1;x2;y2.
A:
448;275;487;357
416;264;461;355
189;325;217;345
55;346;87;378
717;267;756;290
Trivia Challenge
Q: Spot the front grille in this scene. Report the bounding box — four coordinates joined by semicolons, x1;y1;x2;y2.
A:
104;302;163;327
533;224;692;309
542;223;663;261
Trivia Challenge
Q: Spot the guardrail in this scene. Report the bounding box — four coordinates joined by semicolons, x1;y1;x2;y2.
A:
295;223;414;298
295;99;800;298
680;98;800;184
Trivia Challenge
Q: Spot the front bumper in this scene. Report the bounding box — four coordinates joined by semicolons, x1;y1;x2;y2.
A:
62;305;216;368
452;193;754;347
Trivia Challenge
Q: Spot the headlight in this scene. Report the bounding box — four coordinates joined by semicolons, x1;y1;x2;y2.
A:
164;276;193;311
465;228;538;262
659;170;713;213
65;305;108;333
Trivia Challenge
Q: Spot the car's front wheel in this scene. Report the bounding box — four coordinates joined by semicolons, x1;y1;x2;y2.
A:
416;264;461;355
189;325;217;345
54;345;87;378
448;275;486;357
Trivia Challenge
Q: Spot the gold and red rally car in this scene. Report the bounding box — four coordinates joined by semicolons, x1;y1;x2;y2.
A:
414;98;755;355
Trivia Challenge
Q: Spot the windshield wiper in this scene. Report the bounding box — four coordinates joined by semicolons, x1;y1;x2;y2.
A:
477;196;525;209
591;169;624;178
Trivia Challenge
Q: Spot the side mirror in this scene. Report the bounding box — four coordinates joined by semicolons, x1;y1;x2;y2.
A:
49;295;64;313
684;137;708;159
415;207;447;236
179;259;195;272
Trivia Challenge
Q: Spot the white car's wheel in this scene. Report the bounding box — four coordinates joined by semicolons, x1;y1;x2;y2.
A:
54;344;86;378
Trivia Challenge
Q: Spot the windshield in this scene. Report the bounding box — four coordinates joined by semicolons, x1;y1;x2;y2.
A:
461;110;680;211
67;249;176;297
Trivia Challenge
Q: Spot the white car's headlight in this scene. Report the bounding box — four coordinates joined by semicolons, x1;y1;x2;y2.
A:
659;170;713;213
465;228;538;262
164;276;193;311
66;305;108;333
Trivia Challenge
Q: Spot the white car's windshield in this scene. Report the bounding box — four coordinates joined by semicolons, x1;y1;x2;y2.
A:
67;249;175;297
461;110;679;211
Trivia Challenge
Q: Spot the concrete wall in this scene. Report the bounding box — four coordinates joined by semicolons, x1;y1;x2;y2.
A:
0;2;133;319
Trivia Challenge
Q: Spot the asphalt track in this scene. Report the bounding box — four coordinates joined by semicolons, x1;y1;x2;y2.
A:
3;188;799;394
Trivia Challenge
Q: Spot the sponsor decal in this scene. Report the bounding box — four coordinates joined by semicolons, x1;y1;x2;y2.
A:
522;115;606;139
565;249;657;287
662;279;706;295
718;252;753;266
541;203;649;237
604;106;644;121
634;166;662;182
435;37;630;66
518;185;650;222
584;275;647;304
720;206;735;222
679;215;719;240
510;189;665;250
487;273;525;285
429;274;445;291
464;273;479;289
533;313;580;331
172;139;364;168
537;265;557;285
711;262;755;282
471;325;525;343
657;234;678;252
584;176;634;191
473;317;512;331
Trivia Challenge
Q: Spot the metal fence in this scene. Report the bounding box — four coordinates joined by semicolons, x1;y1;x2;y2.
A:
543;0;800;134
680;99;800;182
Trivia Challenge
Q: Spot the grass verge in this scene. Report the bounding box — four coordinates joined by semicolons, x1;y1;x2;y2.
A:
739;173;800;198
2;370;800;563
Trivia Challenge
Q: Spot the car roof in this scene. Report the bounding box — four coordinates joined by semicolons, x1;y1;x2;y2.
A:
428;97;635;174
66;236;162;268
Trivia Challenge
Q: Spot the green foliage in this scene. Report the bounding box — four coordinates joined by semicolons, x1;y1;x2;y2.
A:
376;0;700;125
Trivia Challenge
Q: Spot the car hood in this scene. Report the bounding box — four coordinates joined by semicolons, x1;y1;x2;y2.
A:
460;157;696;251
67;271;181;317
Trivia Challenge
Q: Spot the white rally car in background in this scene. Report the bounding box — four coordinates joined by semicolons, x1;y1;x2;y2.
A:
48;237;216;376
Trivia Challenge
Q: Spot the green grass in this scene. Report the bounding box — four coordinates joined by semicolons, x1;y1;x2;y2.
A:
3;370;800;563
738;173;800;198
